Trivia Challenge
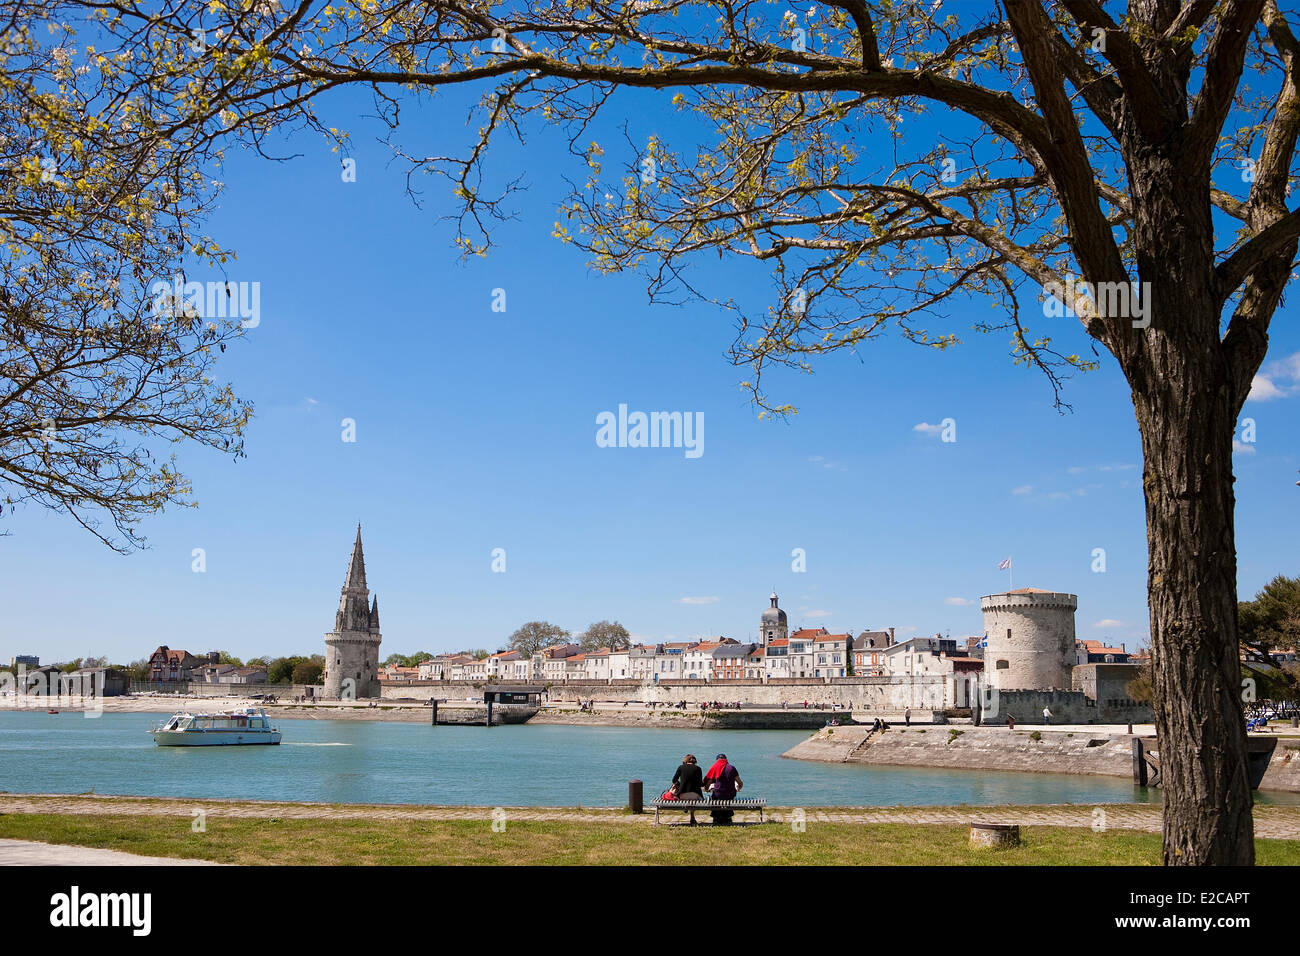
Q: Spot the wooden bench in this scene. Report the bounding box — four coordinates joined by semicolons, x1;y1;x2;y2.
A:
648;797;767;825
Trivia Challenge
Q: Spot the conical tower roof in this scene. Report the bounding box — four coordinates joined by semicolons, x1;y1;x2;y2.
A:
344;523;367;591
334;524;373;633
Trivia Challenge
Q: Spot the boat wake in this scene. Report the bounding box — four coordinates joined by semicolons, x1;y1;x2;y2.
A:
283;742;352;747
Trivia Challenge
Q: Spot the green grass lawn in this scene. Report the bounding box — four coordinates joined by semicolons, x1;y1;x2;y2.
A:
2;812;1299;865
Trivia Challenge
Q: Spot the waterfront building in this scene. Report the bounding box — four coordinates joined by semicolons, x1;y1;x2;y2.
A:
607;647;631;679
682;640;728;679
322;525;383;699
787;628;827;678
417;655;470;680
566;654;591;680
711;643;756;680
452;658;487;681
9;655;38;669
628;645;657;681
883;636;960;677
760;592;788;647
196;663;267;684
763;638;790;679
812;633;852;679
1075;639;1130;665
484;650;521;680
744;645;765;680
63;667;129;697
148;646;207;682
853;630;894;676
196;663;238;683
538;644;582;681
653;642;693;680
584;648;612;681
980;588;1078;691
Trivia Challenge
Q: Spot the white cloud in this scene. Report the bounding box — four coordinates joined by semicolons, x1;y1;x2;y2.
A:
804;609;832;618
912;421;944;436
808;454;847;471
944;596;973;606
1248;374;1288;401
1093;619;1124;628
1233;439;1257;455
676;596;719;605
1012;485;1034;495
1248;352;1300;402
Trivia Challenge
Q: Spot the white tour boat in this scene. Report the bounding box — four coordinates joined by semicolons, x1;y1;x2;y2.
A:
150;707;282;746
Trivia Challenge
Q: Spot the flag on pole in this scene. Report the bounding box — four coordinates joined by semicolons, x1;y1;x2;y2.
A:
998;557;1012;570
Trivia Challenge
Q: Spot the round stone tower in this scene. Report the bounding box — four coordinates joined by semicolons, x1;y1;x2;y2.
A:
979;588;1077;690
323;525;383;699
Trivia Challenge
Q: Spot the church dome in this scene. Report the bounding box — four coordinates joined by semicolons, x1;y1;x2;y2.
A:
762;592;787;624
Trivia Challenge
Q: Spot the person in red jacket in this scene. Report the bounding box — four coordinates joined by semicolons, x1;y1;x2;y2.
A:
704;753;743;825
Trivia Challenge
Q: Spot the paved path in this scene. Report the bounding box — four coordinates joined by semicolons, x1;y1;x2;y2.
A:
0;837;221;866
3;794;1300;839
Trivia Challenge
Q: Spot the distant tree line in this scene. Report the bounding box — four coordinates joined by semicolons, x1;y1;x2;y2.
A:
505;620;631;658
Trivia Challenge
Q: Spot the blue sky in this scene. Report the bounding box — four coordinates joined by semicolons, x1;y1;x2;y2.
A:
3;81;1298;667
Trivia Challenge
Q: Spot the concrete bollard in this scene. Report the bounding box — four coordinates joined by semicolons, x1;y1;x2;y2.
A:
629;779;643;814
970;822;1020;849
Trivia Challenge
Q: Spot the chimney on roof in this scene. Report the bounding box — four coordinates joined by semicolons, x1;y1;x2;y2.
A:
888;627;895;646
1122;642;1126;653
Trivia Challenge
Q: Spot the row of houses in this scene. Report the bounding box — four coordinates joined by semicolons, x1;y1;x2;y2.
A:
399;628;969;684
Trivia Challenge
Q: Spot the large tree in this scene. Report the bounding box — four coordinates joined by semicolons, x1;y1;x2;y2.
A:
21;0;1300;864
1240;575;1300;699
578;620;631;652
507;621;571;658
0;10;252;551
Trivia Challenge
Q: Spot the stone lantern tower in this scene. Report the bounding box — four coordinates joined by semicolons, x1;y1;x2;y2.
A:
323;525;383;698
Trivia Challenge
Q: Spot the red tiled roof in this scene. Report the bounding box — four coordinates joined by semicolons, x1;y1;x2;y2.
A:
790;628;828;640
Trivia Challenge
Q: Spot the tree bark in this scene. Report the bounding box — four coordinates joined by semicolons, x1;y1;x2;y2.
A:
1132;341;1254;865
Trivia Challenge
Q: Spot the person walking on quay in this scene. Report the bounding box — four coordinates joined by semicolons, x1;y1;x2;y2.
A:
1007;714;1016;731
671;754;704;825
704;753;743;825
1042;706;1052;726
904;707;911;727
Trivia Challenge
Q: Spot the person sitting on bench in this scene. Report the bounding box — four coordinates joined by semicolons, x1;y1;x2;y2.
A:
671;754;704;825
705;753;743;825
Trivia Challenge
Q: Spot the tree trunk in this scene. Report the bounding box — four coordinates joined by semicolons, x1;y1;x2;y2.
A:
1132;338;1254;865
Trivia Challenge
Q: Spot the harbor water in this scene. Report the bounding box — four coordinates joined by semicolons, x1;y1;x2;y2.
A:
0;710;1204;807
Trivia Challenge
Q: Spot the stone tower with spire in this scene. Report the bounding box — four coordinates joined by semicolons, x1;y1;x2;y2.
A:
760;591;788;647
323;525;383;698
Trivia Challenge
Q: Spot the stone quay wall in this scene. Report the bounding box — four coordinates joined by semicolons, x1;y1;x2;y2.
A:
785;725;1139;777
129;681;322;698
986;689;1153;726
380;677;963;712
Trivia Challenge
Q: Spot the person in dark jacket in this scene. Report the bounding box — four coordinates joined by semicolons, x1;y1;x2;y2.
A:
671;754;704;825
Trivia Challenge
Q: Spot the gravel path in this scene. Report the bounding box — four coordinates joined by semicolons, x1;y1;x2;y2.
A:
0;837;222;865
3;794;1300;838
